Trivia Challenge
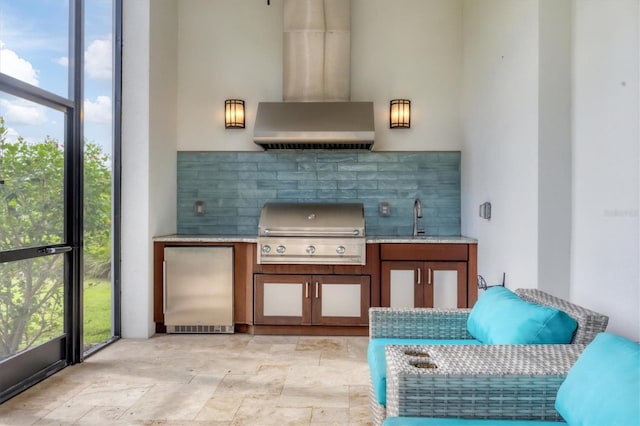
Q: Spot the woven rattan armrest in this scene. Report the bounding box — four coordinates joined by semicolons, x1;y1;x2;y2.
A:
386;343;585;420
515;288;609;344
369;307;474;340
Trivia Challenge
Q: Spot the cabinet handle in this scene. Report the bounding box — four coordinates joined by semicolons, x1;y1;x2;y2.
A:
315;281;319;298
305;282;309;298
427;268;432;285
162;260;167;313
416;268;421;285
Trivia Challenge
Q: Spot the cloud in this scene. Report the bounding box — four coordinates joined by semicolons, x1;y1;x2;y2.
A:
3;127;21;143
0;99;47;125
0;42;39;86
55;56;68;67
85;35;112;80
84;96;112;124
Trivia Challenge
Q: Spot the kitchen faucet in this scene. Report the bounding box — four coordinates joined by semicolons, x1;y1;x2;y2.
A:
413;198;425;237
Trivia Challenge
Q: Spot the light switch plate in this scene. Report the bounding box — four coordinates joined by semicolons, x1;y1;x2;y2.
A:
479;202;491;219
194;200;206;216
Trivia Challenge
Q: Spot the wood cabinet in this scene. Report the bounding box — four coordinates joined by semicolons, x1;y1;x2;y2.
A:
153;239;476;335
380;243;477;308
382;261;467;308
254;274;370;326
153;241;255;333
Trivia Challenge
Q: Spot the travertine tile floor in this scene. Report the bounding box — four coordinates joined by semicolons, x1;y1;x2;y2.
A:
0;334;373;425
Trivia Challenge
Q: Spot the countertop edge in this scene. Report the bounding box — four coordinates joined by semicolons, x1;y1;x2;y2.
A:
153;234;477;244
367;236;477;244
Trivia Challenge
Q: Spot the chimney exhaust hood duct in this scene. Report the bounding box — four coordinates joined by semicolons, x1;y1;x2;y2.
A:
254;0;375;150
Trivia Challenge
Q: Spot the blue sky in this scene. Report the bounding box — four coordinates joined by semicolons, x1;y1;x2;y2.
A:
0;0;114;156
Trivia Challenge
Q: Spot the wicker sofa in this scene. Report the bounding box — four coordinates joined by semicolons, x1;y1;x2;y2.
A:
381;332;639;425
368;288;610;425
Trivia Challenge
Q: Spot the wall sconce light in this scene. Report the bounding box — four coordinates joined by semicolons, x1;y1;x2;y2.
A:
390;99;411;128
225;99;245;128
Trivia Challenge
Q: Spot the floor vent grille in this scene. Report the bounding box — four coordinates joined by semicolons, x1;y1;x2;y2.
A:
166;325;234;334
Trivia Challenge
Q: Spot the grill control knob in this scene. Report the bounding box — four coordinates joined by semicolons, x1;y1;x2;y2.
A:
336;246;346;255
306;245;316;255
276;245;286;254
261;245;271;254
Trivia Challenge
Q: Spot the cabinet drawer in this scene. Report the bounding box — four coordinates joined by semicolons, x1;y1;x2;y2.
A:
380;244;468;261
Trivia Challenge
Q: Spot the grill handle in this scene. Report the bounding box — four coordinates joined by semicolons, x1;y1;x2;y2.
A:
262;229;361;237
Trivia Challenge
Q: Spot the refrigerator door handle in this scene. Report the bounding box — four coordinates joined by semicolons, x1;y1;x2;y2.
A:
162;260;167;314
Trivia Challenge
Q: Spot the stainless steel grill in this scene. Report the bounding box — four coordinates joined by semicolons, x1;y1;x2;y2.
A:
257;202;366;265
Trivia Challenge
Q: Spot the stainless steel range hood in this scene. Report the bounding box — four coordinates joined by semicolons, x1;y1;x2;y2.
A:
254;101;374;150
253;0;375;151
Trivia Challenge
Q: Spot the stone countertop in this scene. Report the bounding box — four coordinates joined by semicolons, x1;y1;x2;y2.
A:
153;234;477;244
153;234;257;243
366;235;477;244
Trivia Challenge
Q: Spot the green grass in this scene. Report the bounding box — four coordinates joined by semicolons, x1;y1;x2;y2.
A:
84;277;112;346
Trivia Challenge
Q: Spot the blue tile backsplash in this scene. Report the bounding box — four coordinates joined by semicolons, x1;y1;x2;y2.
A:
177;151;461;236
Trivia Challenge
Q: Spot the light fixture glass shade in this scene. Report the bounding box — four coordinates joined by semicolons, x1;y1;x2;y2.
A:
390;99;411;128
225;99;245;128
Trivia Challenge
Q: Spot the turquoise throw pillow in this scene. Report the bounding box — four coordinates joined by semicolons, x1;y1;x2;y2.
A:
555;332;640;426
467;286;577;344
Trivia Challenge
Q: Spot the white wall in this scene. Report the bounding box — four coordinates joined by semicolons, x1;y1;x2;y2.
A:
461;0;540;289
176;0;283;151
122;0;153;338
538;0;572;300
176;0;463;151
150;1;178;240
121;0;640;340
461;0;639;339
571;0;639;340
351;0;463;151
121;0;177;338
458;0;575;299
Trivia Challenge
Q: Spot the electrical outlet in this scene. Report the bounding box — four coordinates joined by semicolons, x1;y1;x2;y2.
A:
378;202;391;217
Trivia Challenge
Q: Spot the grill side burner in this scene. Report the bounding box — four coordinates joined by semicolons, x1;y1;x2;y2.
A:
257;202;366;265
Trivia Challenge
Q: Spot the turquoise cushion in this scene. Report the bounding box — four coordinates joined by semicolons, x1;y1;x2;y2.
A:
368;338;481;405
555;332;640;425
382;417;563;426
467;287;577;344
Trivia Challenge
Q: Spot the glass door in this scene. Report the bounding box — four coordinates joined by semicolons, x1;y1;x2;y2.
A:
0;0;86;402
0;98;68;354
0;93;75;402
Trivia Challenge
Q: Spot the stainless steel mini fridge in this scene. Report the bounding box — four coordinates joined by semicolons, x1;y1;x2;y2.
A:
163;246;234;333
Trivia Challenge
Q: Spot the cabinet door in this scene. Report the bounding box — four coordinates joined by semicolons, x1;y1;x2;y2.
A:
254;274;312;325
381;261;425;308
424;262;467;308
382;261;467;308
312;275;370;326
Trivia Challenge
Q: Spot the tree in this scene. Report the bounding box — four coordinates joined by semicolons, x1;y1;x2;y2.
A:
84;139;112;279
0;117;112;357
